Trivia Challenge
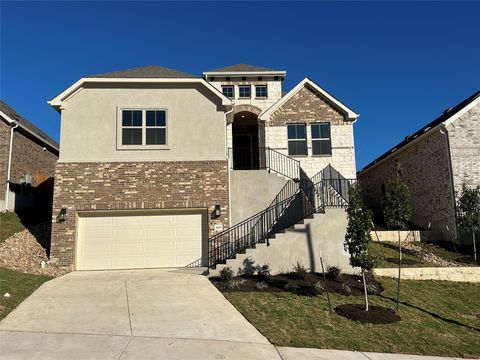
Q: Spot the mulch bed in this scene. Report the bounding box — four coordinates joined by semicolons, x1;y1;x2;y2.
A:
334;304;401;324
210;272;384;297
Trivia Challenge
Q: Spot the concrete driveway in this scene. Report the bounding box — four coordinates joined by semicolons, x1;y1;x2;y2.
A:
0;269;281;360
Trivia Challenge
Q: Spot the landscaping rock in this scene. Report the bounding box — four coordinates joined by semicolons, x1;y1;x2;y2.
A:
402;242;460;267
0;222;67;277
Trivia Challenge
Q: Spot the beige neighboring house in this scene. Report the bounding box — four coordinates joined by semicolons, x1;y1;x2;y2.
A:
0;100;59;213
49;64;359;273
358;91;480;242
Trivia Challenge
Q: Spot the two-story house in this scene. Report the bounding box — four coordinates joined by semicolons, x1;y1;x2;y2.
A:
49;64;358;274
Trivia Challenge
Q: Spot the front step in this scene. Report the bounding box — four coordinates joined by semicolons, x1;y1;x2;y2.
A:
209;209;352;277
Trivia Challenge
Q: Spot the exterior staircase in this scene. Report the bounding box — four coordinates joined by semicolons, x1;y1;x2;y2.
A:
207;148;356;273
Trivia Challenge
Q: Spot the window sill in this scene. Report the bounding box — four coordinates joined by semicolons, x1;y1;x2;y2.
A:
117;144;170;150
311;154;332;157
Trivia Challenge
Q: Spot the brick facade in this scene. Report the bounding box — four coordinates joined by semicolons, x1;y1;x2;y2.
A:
358;129;455;238
447;102;480;195
264;85;356;178
0;117;58;210
50;160;229;269
0;120;9;202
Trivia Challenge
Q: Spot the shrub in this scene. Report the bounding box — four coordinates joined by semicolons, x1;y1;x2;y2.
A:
220;267;234;282
225;278;246;291
383;177;412;230
325;265;341;280
292;261;308;277
366;283;378;294
284;281;300;293
313;281;325;295
256;264;271;277
255;281;269;290
341;282;352;296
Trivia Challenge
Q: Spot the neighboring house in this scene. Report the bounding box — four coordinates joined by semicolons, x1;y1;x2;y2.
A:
0;100;59;213
358;91;480;242
49;64;359;273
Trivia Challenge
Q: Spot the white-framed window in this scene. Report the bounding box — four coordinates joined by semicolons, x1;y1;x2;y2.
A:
222;85;234;99
255;85;268;98
117;108;169;149
238;85;251;99
311;122;332;155
287;123;307;156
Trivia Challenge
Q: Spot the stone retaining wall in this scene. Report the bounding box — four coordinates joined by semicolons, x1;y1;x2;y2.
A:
375;267;480;282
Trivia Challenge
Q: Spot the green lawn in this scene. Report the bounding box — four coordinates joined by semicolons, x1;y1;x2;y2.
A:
224;278;480;358
0;268;52;320
0;212;26;243
369;241;438;268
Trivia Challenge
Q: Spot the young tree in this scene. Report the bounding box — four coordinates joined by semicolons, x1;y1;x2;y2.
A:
456;184;480;263
383;178;412;230
344;184;376;311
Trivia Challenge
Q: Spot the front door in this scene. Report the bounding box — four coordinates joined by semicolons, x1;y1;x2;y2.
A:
232;134;253;169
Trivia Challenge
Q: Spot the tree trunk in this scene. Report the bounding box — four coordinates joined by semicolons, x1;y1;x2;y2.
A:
362;269;369;312
396;230;402;312
473;232;477;264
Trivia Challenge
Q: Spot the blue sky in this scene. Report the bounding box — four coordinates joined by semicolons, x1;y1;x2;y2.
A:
1;1;479;169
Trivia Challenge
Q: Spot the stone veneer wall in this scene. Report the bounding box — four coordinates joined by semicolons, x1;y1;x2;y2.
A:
264;85;356;178
447;102;480;195
358;130;455;238
51;160;229;269
0;119;10;203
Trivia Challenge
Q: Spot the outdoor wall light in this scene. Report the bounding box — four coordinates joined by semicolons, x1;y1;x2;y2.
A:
212;205;221;218
56;208;67;223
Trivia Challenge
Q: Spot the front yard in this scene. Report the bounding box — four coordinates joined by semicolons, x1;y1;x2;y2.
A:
219;275;480;358
0;267;52;320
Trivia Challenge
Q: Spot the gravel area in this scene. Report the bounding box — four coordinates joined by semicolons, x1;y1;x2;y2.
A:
402;242;461;267
0;222;67;277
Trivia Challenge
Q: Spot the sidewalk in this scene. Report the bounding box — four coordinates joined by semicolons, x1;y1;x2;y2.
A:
277;347;466;360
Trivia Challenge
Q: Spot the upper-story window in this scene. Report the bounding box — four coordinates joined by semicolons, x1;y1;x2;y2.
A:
238;85;251;99
255;85;268;98
119;109;168;149
222;85;234;99
311;122;332;155
287;123;307;156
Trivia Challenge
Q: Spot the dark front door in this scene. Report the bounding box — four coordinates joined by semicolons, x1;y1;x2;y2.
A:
232;134;253;169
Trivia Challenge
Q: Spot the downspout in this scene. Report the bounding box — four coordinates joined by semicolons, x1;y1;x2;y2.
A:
440;125;458;240
5;122;18;211
224;105;234;227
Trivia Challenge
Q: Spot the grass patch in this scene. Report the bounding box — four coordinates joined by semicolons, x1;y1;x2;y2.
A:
224;278;480;358
369;241;437;268
0;267;52;320
0;212;26;243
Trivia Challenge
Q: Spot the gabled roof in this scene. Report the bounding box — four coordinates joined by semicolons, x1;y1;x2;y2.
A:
0;100;59;152
49;66;232;111
259;78;358;121
358;90;480;175
203;64;286;77
87;65;198;79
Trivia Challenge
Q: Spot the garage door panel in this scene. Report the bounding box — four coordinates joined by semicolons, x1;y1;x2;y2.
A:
77;211;203;270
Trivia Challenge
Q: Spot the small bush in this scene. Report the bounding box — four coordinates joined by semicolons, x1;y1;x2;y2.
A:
313;281;325;295
255;281;269;290
366;283;378;294
292;261;308;278
220;267;234;282
326;266;341;280
341;282;352;296
225;278;246;291
256;264;271;277
284;281;301;293
268;277;288;289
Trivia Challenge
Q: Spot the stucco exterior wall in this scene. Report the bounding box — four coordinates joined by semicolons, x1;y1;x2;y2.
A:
358;129;455;237
447;102;480;195
50;160;229;269
264;86;356;178
58;84;227;162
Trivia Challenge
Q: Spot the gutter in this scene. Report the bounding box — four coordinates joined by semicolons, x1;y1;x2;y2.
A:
440;125;458;240
5;121;18;211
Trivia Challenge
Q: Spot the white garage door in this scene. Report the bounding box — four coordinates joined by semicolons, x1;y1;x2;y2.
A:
77;211;203;270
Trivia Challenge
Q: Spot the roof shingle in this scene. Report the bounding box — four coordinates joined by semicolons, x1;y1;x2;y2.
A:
87;65;198;79
0;100;59;151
